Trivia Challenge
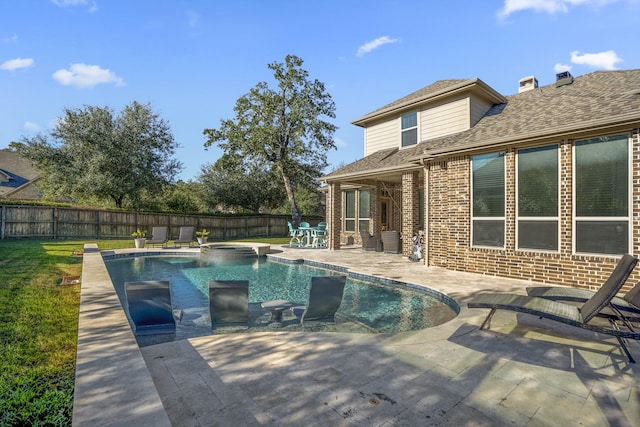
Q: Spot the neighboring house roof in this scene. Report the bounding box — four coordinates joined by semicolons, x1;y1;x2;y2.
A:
0;149;41;197
327;69;640;182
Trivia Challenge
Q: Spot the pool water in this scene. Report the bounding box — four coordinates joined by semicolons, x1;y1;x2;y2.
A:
105;255;458;345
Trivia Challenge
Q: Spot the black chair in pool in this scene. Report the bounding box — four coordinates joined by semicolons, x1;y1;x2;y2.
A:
209;279;249;327
292;276;347;326
125;280;176;335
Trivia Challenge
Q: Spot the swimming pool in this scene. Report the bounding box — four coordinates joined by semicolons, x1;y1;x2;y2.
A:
105;254;458;345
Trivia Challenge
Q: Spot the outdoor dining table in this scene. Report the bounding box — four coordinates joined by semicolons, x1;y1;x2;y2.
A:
297;226;318;247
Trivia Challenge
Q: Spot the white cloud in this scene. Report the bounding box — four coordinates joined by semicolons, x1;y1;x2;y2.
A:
2;34;18;43
498;0;623;18
51;0;98;12
554;63;572;73
0;57;34;71
23;121;40;132
356;36;399;57
51;0;86;6
570;50;622;70
52;63;125;88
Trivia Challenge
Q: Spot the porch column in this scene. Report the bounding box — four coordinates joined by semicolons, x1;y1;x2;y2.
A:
402;171;420;256
327;183;341;250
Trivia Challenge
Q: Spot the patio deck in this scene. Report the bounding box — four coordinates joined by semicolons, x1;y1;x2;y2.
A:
73;244;640;426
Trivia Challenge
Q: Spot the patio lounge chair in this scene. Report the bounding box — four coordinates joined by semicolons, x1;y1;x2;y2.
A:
526;279;640;323
209;279;249;327
291;276;347;326
173;226;195;248
467;254;640;362
147;226;168;248
125;280;176;335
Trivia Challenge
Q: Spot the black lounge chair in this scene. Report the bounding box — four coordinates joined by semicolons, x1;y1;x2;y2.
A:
292;276;347;326
526;279;640;323
125;280;176;335
209;280;249;327
173;226;195;248
147;226;168;248
467;254;640;362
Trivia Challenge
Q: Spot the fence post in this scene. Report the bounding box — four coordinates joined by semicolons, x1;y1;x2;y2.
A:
53;208;58;239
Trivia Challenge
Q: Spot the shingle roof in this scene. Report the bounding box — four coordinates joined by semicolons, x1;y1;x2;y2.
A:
0;149;41;196
352;79;471;126
327;70;640;181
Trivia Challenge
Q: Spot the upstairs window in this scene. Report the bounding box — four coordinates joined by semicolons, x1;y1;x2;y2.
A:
574;134;630;255
401;112;417;147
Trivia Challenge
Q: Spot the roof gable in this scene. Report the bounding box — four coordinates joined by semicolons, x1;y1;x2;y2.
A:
351;78;506;127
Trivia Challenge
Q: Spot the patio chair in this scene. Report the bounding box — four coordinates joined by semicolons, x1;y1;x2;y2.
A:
311;223;328;248
291;276;347;326
209;279;249;327
125;280;176;335
287;221;303;247
360;230;379;251
526;278;640;323
381;230;401;254
173;226;195;248
467;254;640;362
146;226;168;248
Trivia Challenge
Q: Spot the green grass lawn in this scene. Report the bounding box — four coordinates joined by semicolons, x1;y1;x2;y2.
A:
0;237;289;426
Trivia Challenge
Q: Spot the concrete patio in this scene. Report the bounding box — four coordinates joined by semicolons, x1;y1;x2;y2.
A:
73;244;640;426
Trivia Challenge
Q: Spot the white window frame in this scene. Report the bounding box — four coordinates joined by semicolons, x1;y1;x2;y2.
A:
515;144;560;252
344;190;356;232
471;152;506;249
400;111;419;148
572;134;632;256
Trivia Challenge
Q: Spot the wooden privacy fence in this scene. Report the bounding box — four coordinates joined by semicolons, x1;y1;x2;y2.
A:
0;205;296;240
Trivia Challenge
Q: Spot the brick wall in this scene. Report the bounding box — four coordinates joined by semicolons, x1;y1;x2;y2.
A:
425;130;640;292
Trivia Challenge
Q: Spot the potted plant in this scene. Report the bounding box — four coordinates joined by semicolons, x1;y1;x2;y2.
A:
131;228;147;248
196;228;210;245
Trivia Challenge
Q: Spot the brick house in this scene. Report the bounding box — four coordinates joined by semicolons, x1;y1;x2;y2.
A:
323;70;640;291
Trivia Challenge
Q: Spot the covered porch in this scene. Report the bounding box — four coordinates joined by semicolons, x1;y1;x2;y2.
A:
323;165;425;260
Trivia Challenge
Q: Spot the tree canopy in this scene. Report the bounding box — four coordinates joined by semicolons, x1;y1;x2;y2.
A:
199;155;285;213
203;54;337;226
11;101;182;208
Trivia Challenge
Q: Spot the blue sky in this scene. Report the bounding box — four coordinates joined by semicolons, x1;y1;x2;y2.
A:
1;0;639;181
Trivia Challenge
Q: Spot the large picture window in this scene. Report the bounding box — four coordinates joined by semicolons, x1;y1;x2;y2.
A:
472;152;505;247
401;112;417;147
517;145;559;251
574;134;629;254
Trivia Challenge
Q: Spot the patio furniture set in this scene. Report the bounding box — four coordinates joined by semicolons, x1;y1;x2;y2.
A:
288;221;328;248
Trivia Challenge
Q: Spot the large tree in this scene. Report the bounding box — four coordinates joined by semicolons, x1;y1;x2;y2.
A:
203;54;337;226
12;101;182;208
199;155;285;213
